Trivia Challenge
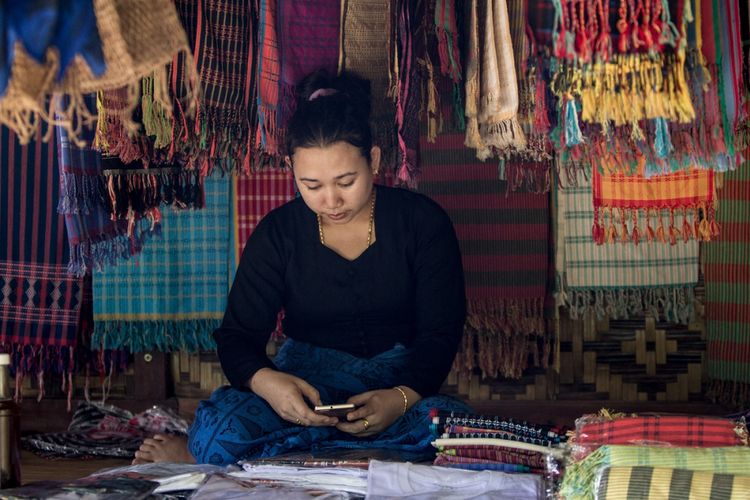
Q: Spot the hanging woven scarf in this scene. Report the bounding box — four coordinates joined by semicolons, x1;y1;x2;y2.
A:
255;0;283;163
704;150;750;407
0;0;197;147
419;132;550;379
561;445;750;500
557;172;698;324
591;165;719;245
170;0;256;174
340;0;398;170
278;0;340;130
57;118;140;277
596;467;750;500
0;125;83;401
465;0;526;160
92;174;230;352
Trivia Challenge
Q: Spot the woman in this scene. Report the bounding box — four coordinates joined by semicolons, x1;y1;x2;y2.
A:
134;71;471;466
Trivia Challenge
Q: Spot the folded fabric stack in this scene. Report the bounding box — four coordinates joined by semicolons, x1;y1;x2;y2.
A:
429;410;566;475
560;410;750;500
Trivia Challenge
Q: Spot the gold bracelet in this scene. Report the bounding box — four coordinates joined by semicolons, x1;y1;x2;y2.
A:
393;386;408;415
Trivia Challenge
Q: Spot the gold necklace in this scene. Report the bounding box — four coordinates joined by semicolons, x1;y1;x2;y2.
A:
317;188;376;247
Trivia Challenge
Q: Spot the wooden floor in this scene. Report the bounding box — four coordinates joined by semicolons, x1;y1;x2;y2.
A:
20;450;131;485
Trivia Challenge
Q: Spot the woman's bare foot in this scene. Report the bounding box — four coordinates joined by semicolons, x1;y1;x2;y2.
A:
132;434;196;464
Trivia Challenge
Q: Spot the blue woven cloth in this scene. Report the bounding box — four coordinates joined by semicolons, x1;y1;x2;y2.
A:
188;339;472;465
92;174;230;352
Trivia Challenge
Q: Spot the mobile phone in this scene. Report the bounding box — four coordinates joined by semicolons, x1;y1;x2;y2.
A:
313;403;358;418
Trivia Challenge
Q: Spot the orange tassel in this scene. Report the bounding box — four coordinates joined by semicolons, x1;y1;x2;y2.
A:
620;211;630;243
645;209;655;242
656;213;666;242
682;209;692;242
668;211;677;245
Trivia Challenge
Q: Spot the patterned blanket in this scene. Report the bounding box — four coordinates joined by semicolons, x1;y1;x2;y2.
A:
0;125;83;389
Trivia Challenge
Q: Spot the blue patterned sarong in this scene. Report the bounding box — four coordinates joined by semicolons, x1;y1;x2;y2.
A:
188;339;472;465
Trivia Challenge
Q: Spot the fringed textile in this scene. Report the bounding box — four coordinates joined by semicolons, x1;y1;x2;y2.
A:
466;0;526;160
0;124;83;400
597;467;750;500
171;0;255;174
561;445;750;500
278;0;340;131
556;173;698;324
592;166;718;245
255;0;283;161
714;0;745;163
56;119;141;277
704;151;750;408
419;132;550;379
340;0;398;169
393;0;424;185
92;174;230;352
0;0;197;146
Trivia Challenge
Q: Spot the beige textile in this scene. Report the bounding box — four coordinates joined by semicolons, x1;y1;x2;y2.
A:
465;0;525;159
0;0;196;145
340;0;397;167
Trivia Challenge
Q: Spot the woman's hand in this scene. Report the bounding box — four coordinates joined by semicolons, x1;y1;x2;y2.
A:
249;368;338;427
336;387;416;437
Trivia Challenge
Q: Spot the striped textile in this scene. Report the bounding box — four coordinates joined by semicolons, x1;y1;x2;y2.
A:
92;174;231;352
173;0;256;172
418;132;550;379
597;466;750;500
435;445;548;469
571;415;748;460
0;125;83;382
557;173;699;323
340;0;397;170
592;167;718;245
704;155;750;406
561;445;750;500
434;453;532;473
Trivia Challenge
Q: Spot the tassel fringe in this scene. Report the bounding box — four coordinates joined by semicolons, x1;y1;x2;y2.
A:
92;319;220;352
565;286;695;324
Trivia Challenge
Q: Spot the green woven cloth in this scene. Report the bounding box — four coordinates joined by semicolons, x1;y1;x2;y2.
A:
561;445;750;500
556;173;698;324
704;160;750;406
92;174;230;352
596;466;750;500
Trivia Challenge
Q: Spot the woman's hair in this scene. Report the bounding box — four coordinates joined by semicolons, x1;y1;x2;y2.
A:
285;70;373;161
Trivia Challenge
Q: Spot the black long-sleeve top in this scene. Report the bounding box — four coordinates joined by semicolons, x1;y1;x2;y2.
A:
214;185;466;397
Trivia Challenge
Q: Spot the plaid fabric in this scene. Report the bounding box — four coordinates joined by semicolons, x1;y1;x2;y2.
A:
255;0;282;159
592;167;718;245
704;153;750;406
597;466;750;500
340;0;398;170
173;0;255;172
0;125;83;380
571;415;748;460
715;0;744;161
92;174;231;352
278;0;340;127
418;132;550;378
562;445;750;500
232;169;296;267
557;174;699;323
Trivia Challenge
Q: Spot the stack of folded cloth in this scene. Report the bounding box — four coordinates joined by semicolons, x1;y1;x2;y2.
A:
560;410;750;500
429;409;567;474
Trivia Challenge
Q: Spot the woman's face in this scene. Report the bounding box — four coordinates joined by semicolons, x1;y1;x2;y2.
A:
291;141;380;226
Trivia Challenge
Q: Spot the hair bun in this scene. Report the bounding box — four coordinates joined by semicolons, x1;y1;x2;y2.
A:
296;70;371;120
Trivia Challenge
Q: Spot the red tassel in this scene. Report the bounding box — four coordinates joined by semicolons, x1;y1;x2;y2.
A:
682;209;693;242
632;224;640;245
668;211;678;245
